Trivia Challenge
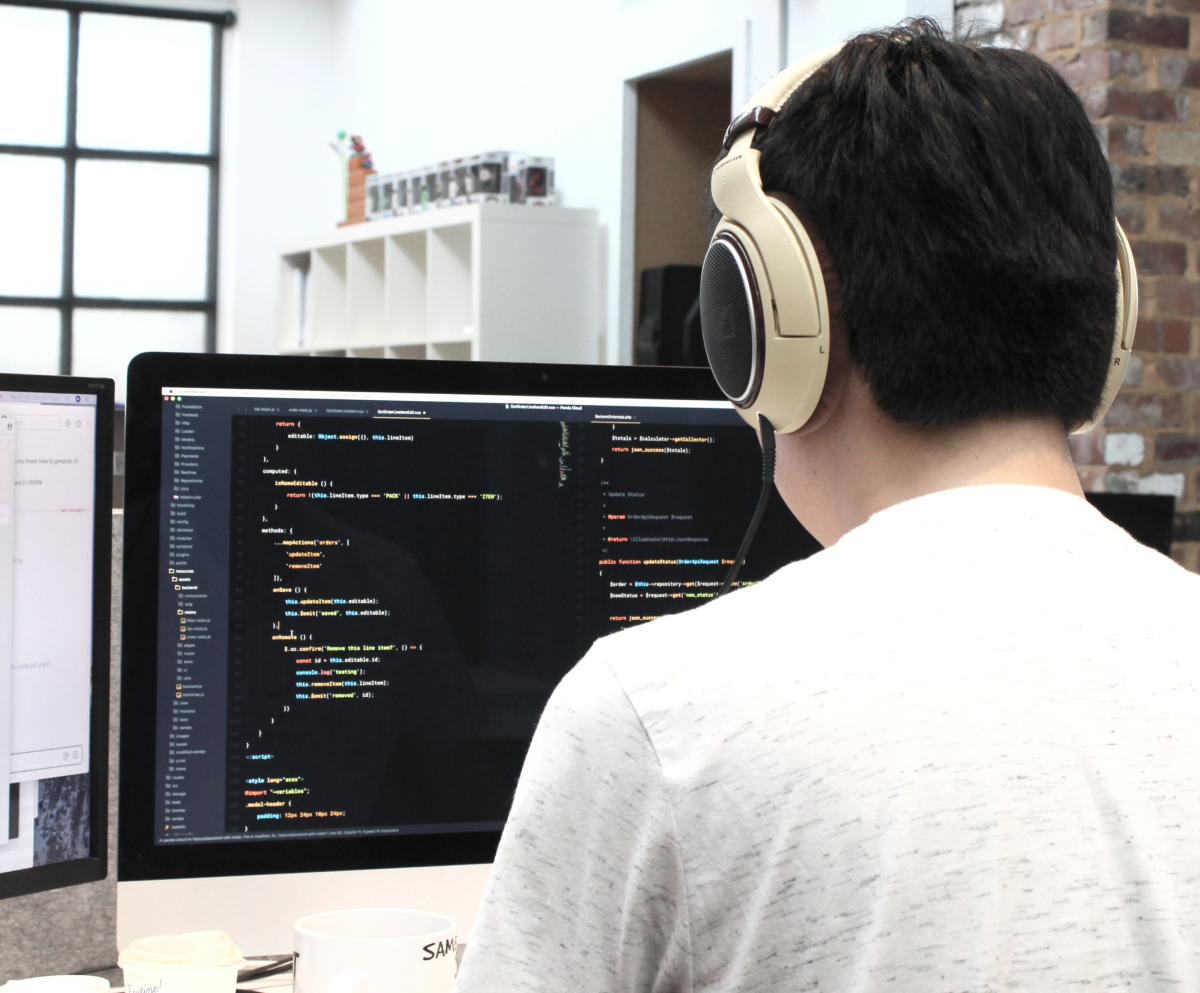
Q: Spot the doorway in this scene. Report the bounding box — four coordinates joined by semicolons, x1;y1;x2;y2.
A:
632;51;733;362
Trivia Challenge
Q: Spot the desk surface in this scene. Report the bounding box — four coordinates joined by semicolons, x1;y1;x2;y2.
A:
93;957;295;993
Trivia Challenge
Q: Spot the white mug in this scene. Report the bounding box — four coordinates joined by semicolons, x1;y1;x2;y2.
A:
293;908;458;993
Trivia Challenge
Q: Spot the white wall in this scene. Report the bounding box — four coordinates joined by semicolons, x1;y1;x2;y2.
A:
787;0;953;58
218;0;342;355
219;0;955;362
324;0;622;362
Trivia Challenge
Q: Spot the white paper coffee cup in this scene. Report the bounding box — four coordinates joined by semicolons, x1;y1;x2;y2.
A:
294;908;457;993
118;931;244;993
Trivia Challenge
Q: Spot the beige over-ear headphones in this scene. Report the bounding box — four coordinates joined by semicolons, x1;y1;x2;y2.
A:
700;44;1138;436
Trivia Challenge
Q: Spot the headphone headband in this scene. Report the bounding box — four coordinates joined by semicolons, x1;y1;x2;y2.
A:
722;45;842;151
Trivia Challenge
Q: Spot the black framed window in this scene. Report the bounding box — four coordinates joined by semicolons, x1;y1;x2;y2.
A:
0;0;231;394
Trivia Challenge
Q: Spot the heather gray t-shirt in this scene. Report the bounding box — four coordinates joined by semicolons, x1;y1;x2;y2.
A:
456;485;1200;992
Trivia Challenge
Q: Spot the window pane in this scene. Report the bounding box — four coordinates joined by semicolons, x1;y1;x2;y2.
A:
74;160;209;300
72;309;205;403
0;6;68;147
0;307;60;375
0;155;64;297
77;13;212;154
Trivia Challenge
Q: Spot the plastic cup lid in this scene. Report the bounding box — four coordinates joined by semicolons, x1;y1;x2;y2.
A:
119;932;244;969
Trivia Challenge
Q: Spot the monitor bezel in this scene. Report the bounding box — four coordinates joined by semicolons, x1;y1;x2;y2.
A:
120;351;731;883
0;372;114;901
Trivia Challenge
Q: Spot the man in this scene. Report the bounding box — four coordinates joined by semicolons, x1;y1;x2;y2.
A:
456;21;1200;992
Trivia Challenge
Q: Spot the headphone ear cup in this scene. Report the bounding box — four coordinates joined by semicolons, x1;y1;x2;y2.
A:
701;202;832;433
700;232;766;407
1114;221;1139;353
1071;221;1139;434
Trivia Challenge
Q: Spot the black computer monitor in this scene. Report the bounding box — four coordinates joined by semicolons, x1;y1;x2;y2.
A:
0;372;113;900
117;352;819;949
1084;492;1176;556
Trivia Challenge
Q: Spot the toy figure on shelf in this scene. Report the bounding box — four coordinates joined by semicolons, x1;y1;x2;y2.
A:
331;131;376;227
349;134;373;170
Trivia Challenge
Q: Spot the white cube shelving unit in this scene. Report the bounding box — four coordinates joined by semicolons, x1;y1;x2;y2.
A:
276;203;601;363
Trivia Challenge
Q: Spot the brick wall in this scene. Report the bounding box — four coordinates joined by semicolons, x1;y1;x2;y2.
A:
954;0;1200;570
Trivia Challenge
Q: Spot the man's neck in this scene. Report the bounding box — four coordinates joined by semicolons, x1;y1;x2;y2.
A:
773;371;1085;547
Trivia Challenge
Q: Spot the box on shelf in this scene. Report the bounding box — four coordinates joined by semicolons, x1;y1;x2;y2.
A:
406;172;425;211
340;154;375;226
434;161;454;207
508;155;556;206
467;154;508;203
365;173;393;220
423;166;441;207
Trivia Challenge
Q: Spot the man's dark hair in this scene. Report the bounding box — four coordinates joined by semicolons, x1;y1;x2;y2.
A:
757;20;1118;429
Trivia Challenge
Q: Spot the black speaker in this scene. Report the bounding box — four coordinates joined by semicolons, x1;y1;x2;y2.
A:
1085;492;1176;555
636;265;707;367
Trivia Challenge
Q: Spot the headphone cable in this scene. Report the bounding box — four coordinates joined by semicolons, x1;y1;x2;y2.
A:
718;413;776;597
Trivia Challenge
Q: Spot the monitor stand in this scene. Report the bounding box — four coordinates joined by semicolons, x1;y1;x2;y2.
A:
117;863;492;955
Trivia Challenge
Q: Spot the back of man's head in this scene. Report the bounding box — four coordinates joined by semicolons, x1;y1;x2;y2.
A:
757;20;1117;431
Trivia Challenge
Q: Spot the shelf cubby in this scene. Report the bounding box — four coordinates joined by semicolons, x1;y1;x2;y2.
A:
309;245;347;350
385;232;427;343
277;203;600;365
387;344;426;360
427;224;473;341
347;238;385;346
429;341;472;362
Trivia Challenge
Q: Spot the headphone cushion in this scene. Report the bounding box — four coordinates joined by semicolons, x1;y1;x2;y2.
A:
700;235;764;405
